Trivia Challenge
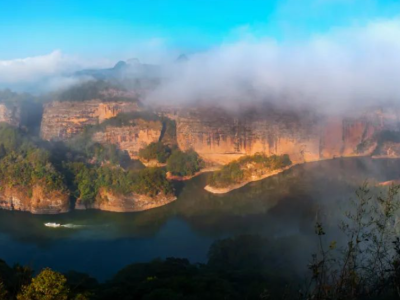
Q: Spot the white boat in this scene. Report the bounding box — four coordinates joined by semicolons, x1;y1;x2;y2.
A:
45;222;61;228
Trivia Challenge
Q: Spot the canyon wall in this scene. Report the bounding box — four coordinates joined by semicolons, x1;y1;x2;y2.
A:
174;107;400;165
40;100;140;141
0;103;20;127
92;119;163;159
40;100;400;165
0;185;70;214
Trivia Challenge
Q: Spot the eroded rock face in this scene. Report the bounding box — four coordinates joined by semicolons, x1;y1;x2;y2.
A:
40;100;140;141
92;119;162;159
174;106;400;164
0;185;70;214
75;188;176;212
0;103;20;127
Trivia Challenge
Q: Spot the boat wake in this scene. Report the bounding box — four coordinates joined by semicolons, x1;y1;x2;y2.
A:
44;223;86;229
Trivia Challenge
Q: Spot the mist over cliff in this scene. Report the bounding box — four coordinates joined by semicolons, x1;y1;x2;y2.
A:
1;18;400;114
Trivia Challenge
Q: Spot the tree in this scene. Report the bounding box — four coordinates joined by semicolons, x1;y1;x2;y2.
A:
138;142;171;163
166;149;204;176
304;183;400;300
0;281;8;300
17;268;69;300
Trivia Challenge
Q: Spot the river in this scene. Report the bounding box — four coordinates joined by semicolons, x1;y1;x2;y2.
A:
0;157;399;281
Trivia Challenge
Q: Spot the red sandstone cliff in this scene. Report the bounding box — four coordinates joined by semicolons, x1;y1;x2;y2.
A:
0;103;20;127
40;100;140;141
173;106;399;165
0;185;70;214
92;119;162;159
75;188;176;212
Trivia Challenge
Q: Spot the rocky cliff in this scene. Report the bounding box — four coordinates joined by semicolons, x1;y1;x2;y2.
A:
40;99;400;166
75;188;176;212
173;106;400;165
0;103;20;127
0;185;70;214
92;119;163;159
40;100;140;141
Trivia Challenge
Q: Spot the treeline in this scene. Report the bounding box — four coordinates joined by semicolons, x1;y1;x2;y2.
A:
0;235;295;300
138;142;205;176
208;153;292;188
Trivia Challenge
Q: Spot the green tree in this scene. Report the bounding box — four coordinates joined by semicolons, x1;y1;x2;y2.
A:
17;268;69;300
138;142;171;163
166;149;204;176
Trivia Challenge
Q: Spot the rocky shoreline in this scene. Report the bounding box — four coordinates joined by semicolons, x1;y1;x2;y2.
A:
75;189;177;212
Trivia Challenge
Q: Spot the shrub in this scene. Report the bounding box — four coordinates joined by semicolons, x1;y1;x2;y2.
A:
138;142;171;163
166;149;205;176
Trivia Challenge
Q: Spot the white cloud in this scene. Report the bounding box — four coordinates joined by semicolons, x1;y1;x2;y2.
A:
0;51;109;92
147;18;400;113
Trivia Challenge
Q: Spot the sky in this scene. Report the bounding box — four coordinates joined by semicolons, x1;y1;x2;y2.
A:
2;0;400;112
1;0;400;60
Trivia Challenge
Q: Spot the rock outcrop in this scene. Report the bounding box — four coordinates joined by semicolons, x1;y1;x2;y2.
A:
92;119;162;159
75;188;176;212
174;106;399;165
0;103;20;127
40;100;140;141
0;185;70;214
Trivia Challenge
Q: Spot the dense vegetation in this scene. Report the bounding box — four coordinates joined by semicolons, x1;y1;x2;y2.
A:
0;235;293;300
0;123;173;202
166;149;205;176
0;124;66;194
138;143;204;176
138;142;172;163
208;153;292;188
66;163;173;205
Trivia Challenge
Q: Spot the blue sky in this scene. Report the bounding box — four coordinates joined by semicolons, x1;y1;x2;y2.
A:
1;0;400;60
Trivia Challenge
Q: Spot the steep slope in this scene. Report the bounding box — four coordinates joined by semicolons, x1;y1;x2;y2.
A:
173;106;398;165
41;100;140;141
92;119;163;159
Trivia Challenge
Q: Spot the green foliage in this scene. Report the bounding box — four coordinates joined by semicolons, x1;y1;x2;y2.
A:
131;168;173;197
208;153;292;188
0;124;66;193
138;142;171;163
166;149;205;177
66;163;173;205
17;268;69;300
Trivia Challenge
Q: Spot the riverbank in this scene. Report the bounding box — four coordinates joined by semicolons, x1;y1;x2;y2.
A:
204;165;295;194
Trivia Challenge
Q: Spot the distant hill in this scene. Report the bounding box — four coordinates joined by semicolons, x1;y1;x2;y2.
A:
75;59;161;80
